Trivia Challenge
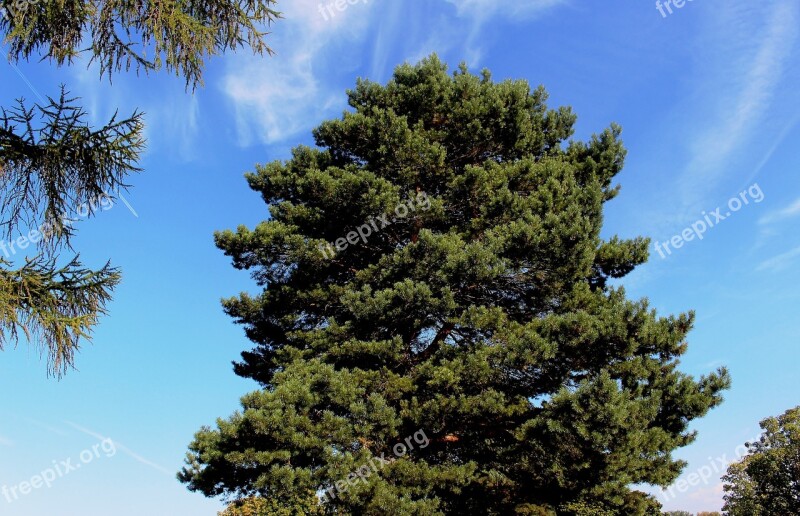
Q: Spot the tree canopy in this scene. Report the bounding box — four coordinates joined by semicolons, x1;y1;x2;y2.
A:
179;55;730;514
722;405;800;515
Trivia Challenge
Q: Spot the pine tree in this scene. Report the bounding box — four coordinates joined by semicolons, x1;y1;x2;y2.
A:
180;55;731;515
0;0;280;375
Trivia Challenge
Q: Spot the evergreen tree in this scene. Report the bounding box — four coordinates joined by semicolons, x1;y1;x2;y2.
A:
722;406;800;515
180;55;730;514
0;0;280;375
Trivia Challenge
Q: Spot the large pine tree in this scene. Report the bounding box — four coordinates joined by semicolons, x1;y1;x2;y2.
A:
180;56;730;515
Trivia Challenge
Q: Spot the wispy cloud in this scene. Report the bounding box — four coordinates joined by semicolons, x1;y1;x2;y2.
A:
444;0;569;63
754;195;800;248
222;0;572;145
445;0;568;20
681;1;799;198
0;434;13;446
759;197;800;225
222;0;376;145
756;245;800;272
152;92;200;160
224;52;337;145
66;47;202;161
743;111;800;185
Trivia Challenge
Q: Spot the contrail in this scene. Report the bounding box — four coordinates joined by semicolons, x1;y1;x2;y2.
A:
65;421;173;476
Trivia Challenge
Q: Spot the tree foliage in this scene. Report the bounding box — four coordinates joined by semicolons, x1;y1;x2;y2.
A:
0;0;280;375
0;88;140;375
0;255;119;375
219;494;324;516
180;55;730;514
1;0;280;88
722;406;800;515
0;88;144;243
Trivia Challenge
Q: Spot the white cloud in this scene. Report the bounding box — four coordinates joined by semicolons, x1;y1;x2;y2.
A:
743;111;800;185
224;52;337;145
139;92;201;160
756;245;800;272
368;0;404;81
222;0;571;145
759;197;800;225
0;434;13;446
222;0;376;145
67;57;202;161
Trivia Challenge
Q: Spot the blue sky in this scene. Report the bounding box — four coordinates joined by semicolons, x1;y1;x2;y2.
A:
1;0;799;513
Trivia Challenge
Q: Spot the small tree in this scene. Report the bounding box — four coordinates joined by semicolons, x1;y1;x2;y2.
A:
722;406;800;515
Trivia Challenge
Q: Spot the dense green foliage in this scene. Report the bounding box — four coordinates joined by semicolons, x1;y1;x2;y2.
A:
722;406;800;515
1;0;280;88
180;56;730;514
0;0;280;374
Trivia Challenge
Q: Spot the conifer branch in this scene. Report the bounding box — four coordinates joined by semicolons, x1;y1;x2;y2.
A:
0;255;120;376
0;87;144;247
